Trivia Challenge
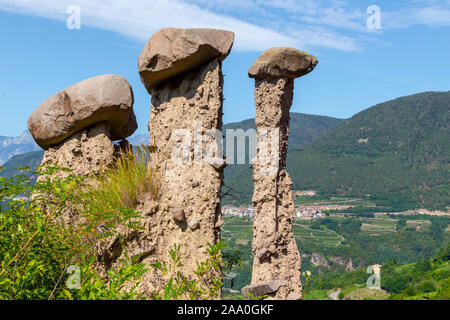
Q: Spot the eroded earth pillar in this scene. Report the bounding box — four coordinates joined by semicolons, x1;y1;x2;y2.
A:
244;48;318;300
138;28;234;296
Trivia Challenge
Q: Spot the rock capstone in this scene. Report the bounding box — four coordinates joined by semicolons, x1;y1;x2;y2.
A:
28;74;137;150
29;75;137;271
248;47;318;80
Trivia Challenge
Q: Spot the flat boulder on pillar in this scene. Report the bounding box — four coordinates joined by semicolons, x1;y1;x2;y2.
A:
138;28;235;93
248;47;318;79
28;74;137;150
242;280;287;298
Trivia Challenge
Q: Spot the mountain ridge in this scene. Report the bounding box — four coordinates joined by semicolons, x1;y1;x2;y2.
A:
0;131;40;165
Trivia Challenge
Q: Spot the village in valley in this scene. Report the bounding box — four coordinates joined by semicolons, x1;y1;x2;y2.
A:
223;190;450;221
223;191;354;220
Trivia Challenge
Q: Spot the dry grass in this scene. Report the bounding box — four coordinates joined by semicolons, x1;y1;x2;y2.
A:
79;144;162;234
108;145;161;207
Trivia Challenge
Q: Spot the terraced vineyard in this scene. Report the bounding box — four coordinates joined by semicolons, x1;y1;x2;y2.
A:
222;217;253;241
293;222;343;247
223;217;345;249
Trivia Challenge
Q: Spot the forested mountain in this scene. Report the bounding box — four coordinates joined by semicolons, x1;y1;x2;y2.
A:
224;91;450;210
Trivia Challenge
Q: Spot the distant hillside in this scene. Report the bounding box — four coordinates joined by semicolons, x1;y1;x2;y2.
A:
0;151;43;179
0;131;40;165
288;91;450;210
307;243;450;300
224;91;450;210
223;113;344;151
0;131;151;178
223;113;344;203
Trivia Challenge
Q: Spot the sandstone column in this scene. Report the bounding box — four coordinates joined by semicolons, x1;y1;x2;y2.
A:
244;48;318;300
138;28;234;296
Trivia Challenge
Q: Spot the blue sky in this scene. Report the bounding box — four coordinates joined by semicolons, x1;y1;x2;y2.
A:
0;0;449;137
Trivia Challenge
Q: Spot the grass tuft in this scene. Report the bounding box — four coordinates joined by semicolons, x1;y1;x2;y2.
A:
108;144;161;207
79;144;161;234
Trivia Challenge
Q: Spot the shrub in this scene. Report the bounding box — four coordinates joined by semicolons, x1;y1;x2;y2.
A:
0;170;79;299
416;280;436;293
434;243;450;263
402;287;416;297
0;146;160;300
382;272;410;294
431;268;450;281
151;242;226;300
415;259;432;273
436;277;450;299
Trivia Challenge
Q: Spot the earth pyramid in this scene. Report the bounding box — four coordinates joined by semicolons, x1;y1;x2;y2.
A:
243;47;318;300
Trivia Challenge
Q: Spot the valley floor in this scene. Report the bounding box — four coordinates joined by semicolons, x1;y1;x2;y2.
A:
221;195;450;300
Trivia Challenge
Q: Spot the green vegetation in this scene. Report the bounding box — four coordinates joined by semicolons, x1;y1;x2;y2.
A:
220;212;449;297
304;289;331;300
150;242;226;300
302;214;449;266
1;149;160;300
0;164;149;299
0;148;249;300
104;145;161;207
307;245;450;300
383;245;450;299
288;91;450;211
221;217;254;295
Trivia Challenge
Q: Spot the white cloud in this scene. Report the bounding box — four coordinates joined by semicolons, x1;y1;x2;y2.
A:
0;0;448;53
0;0;295;51
0;0;359;52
